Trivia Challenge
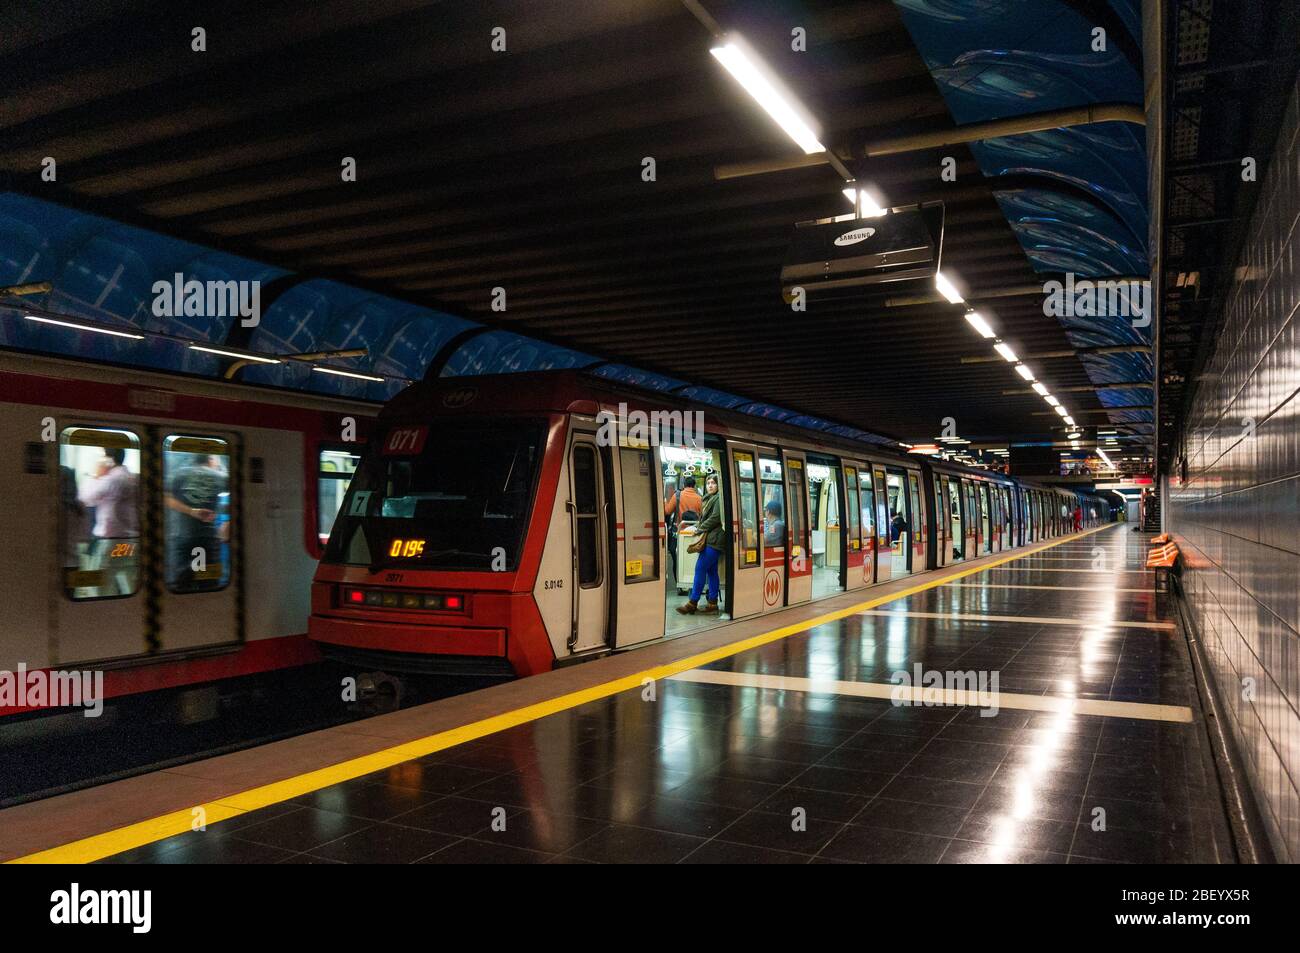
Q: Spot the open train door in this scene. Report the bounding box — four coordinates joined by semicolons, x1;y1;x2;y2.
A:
756;451;787;614
840;461;869;590
566;432;611;654
611;442;666;648
727;443;763;617
782;451;812;606
872;465;892;582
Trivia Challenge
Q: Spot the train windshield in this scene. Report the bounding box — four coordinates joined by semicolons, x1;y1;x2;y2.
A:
323;419;546;571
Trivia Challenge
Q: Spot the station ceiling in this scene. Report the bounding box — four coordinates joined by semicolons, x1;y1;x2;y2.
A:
0;0;1155;450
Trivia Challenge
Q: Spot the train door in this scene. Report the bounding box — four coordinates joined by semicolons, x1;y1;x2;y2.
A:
612;444;665;647
757;452;787;614
1001;487;1014;549
857;464;878;586
567;435;610;654
979;483;992;555
728;444;763;617
963;480;979;559
933;476;948;567
783;452;812;606
56;424;148;664
807;455;843;598
157;431;241;653
907;471;925;572
945;476;963;563
872;466;892;582
840;462;865;590
989;487;1002;552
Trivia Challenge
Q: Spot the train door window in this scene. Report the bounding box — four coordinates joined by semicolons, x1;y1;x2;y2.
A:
858;469;875;549
979;485;992;553
734;452;760;568
946;478;962;561
759;456;785;550
1002;488;1013;542
619;447;659;582
907;472;923;551
963;481;978;551
318;447;361;545
885;471;908;553
572;444;603;587
843;466;861;552
163;434;232;594
787;461;806;563
60;426;142;600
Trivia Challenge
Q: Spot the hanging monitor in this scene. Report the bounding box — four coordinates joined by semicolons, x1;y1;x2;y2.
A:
781;201;945;299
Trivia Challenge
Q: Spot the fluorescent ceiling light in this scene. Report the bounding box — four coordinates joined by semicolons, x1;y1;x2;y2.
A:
1031;382;1049;396
993;342;1018;363
842;187;887;217
934;271;964;304
710;39;824;154
313;366;385;382
1014;363;1034;380
1063;415;1076;426
189;344;281;364
25;314;144;340
1066;432;1082;440
1096;447;1115;468
964;310;996;339
1054;405;1069;416
1044;394;1060;406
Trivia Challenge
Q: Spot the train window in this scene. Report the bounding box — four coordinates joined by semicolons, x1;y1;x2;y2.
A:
843;466;860;550
619;447;658;583
318;447;361;544
324;420;544;571
60;427;142;600
979;485;992;553
163;435;232;594
857;469;875;547
759;457;785;550
907;472;923;540
947;479;963;560
572;444;602;588
886;471;907;547
786;461;806;561
734;451;759;567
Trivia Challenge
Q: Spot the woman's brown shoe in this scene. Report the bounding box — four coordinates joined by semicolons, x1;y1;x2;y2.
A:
698;602;719;613
676;602;697;615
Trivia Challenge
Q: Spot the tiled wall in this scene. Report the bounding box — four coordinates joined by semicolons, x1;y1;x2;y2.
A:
1167;79;1300;863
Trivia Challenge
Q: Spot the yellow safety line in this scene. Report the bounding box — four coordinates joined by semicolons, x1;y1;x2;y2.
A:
9;523;1115;864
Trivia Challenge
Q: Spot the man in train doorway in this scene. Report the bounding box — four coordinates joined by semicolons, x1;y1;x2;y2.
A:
165;453;229;591
677;473;726;615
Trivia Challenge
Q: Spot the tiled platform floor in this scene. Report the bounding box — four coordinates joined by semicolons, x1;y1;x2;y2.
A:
98;525;1229;863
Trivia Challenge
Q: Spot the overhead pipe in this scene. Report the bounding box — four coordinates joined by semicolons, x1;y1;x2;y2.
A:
715;103;1147;180
961;344;1152;364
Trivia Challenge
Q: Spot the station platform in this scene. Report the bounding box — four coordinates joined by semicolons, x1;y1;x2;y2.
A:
3;523;1233;864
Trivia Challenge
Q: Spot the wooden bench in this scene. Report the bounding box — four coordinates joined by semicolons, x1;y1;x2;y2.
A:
1146;539;1180;609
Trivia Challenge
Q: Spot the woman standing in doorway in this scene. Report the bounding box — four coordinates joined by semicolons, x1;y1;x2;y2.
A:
678;473;726;614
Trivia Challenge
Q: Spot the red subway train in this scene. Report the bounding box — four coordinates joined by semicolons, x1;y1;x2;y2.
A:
308;371;1109;677
0;350;375;719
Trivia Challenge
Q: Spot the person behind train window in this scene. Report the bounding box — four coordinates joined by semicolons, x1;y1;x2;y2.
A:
78;448;139;545
165;453;228;590
677;473;726;615
763;498;785;547
890;509;908;543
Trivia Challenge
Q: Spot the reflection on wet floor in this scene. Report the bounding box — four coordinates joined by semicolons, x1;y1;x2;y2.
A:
99;526;1227;864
